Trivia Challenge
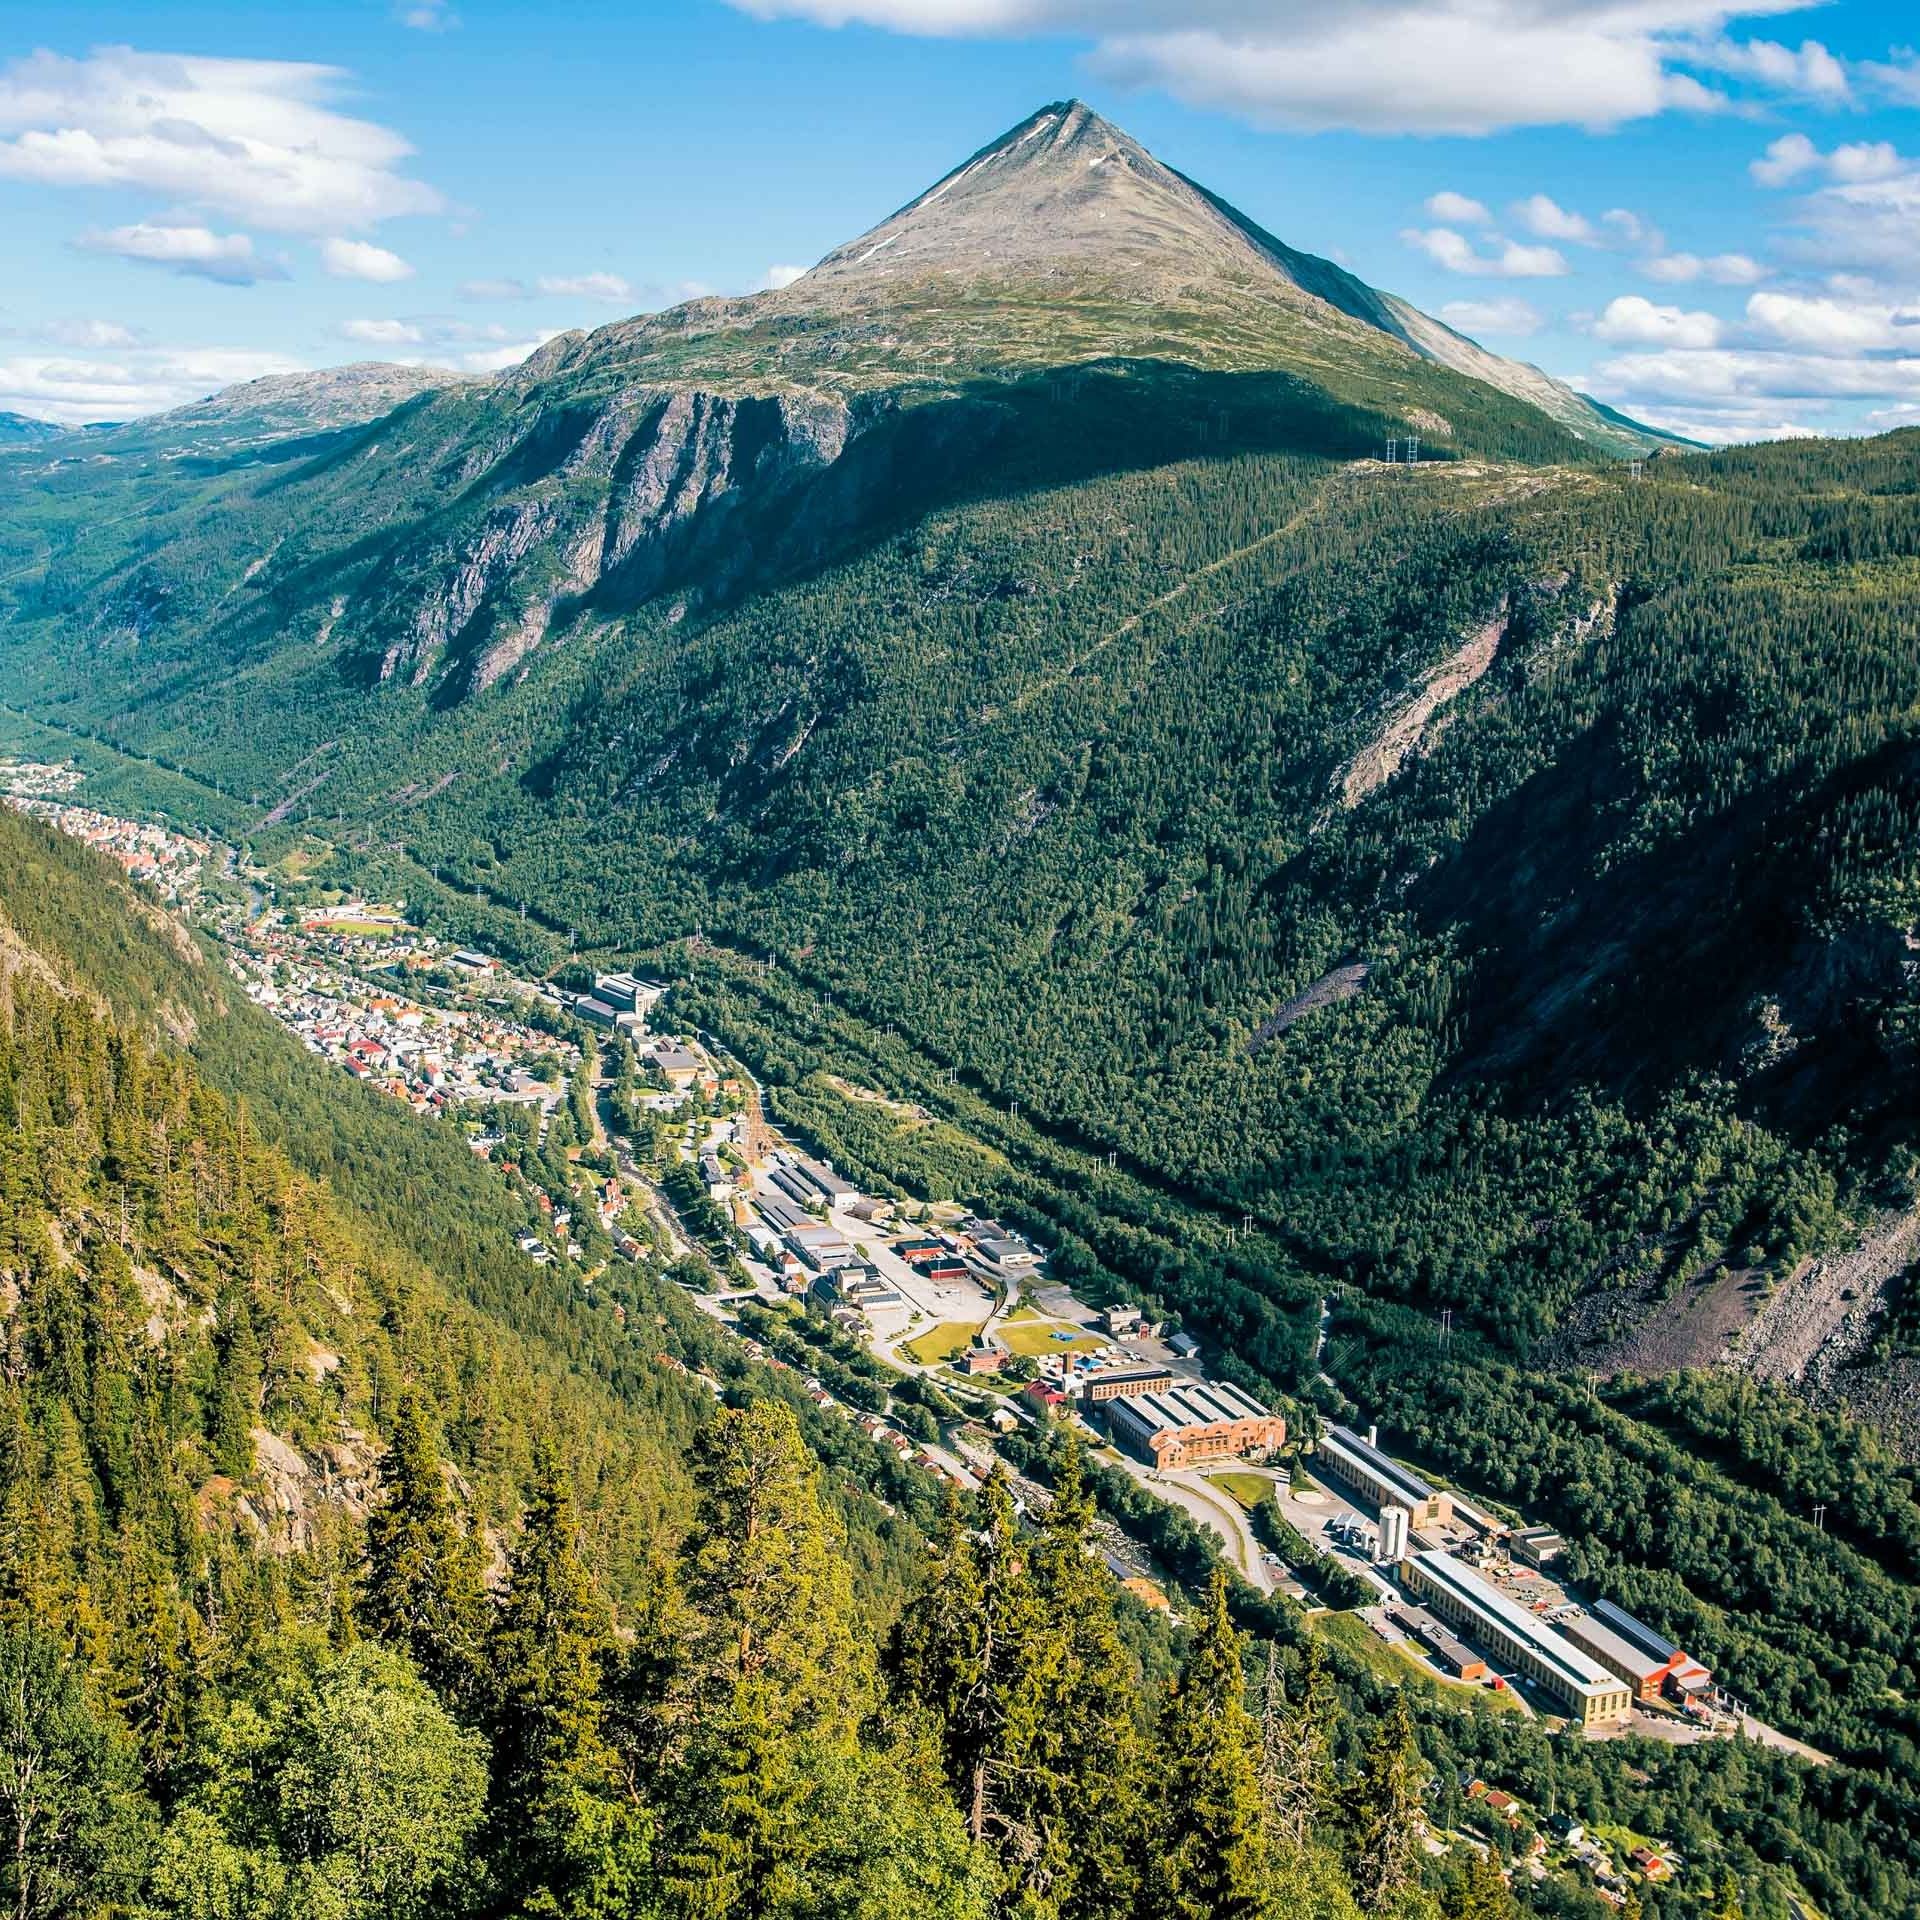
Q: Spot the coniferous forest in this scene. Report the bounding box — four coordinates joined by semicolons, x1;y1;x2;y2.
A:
1;184;1919;1916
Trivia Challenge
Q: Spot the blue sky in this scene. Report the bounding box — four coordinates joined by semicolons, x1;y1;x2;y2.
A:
3;0;1919;441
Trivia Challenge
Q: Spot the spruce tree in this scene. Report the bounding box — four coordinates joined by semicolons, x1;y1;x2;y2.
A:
664;1399;868;1920
1023;1441;1145;1920
1151;1569;1270;1920
1444;1843;1515;1920
1346;1694;1425;1913
360;1392;486;1711
488;1446;647;1916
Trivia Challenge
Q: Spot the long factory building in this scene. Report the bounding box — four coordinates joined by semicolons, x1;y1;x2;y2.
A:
1316;1424;1453;1528
1404;1551;1633;1726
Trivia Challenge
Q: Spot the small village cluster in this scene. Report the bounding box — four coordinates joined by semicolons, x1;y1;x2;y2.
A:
3;761;208;901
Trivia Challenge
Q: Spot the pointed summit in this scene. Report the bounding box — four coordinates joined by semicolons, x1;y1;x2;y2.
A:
805;99;1281;291
783;100;1674;455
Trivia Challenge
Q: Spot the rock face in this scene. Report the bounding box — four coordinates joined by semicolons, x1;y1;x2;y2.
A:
368;384;884;696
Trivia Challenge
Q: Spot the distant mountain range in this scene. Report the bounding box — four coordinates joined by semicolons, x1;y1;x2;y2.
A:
0;408;72;447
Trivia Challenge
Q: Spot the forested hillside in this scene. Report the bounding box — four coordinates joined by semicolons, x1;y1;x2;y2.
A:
0;808;1528;1920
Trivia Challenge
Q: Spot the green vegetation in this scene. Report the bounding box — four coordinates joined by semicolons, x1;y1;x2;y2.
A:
905;1319;987;1365
1206;1470;1278;1510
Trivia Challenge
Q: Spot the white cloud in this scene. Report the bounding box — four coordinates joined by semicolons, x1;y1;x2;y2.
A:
1594;346;1920;404
759;263;808;290
1746;290;1920;351
1773;164;1920;280
400;1;459;28
0;344;306;424
458;277;531;301
1425;190;1490;225
1681;34;1850;101
1403;226;1567;278
76;222;284;285
1512;193;1596;244
1602;207;1656;247
535;272;635;301
1591;294;1722;347
1753;133;1909;188
0;47;442;233
337;318;426;346
724;1;1855;134
1641;250;1766;284
459;330;564;373
321;236;414;282
42;317;140;347
1438;297;1542;336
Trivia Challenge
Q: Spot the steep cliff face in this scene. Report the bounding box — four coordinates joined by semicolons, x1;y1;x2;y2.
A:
361;382;876;698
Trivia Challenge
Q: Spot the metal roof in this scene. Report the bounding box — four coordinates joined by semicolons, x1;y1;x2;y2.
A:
1322;1425;1439;1505
1411;1552;1620;1698
1590;1598;1680;1664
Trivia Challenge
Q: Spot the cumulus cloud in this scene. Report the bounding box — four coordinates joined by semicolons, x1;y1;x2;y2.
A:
1425;190;1490;225
759;263;808;290
400;0;459;28
41;317;141;348
1746;289;1920;351
0;46;442;233
1680;34;1850;101
1591;294;1722;347
0;344;306;424
1753;133;1908;188
1595;346;1920;404
76;222;284;285
321;236;414;282
1771;160;1920;280
1512;193;1596;244
1641;250;1766;284
723;1;1854;134
1403;227;1567;278
1438;297;1542;336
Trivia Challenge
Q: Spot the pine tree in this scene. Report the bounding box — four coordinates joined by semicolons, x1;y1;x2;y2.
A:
1151;1569;1270;1920
1346;1694;1424;1913
1444;1843;1515;1919
488;1446;646;1915
1708;1869;1746;1920
1022;1441;1145;1920
891;1467;1052;1869
664;1399;869;1920
360;1392;486;1711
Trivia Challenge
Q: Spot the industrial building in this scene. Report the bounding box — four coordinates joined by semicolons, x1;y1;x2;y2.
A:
1388;1605;1486;1682
1103;1379;1285;1469
1081;1365;1176;1403
1580;1600;1713;1703
1316;1426;1454;1528
1403;1552;1633;1727
1509;1525;1566;1569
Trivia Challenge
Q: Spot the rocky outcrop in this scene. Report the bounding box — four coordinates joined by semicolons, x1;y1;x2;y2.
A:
367;383;875;698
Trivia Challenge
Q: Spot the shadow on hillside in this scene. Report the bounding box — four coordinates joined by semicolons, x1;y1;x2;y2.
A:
1418;727;1920;1154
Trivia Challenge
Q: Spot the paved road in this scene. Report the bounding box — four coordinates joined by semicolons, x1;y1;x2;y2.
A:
1112;1459;1275;1593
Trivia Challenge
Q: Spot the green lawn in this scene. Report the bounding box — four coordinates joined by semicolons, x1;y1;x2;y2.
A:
1204;1470;1275;1510
904;1320;986;1365
998;1319;1102;1358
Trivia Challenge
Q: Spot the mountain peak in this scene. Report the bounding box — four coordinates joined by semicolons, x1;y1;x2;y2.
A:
802;98;1266;292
